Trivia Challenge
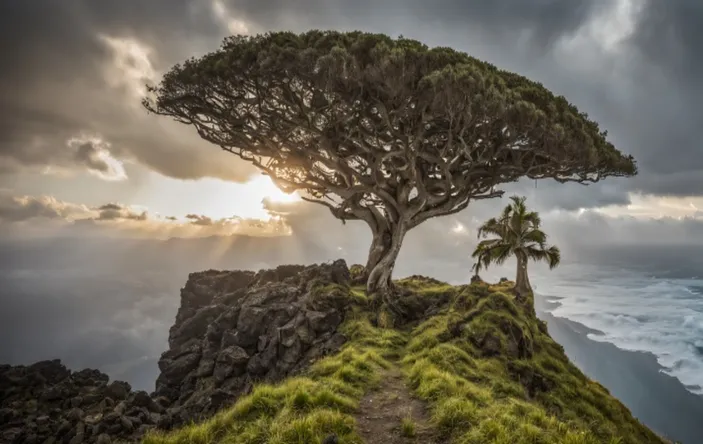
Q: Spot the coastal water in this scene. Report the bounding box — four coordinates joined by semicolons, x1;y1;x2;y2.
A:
533;262;703;396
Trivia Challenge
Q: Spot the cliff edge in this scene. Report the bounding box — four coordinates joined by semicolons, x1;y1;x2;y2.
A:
1;261;668;443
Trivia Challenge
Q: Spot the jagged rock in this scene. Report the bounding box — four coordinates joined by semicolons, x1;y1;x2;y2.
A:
95;434;111;444
153;260;352;428
120;415;133;431
306;310;343;333
66;407;84;421
213;346;250;381
0;360;158;443
105;381;131;400
0;260;353;441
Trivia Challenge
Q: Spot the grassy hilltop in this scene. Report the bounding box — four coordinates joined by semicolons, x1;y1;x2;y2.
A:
144;277;665;444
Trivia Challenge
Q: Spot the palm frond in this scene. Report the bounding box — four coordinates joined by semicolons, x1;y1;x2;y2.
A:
524;245;561;269
477;218;504;239
489;244;513;265
523;228;547;245
545;245;561;269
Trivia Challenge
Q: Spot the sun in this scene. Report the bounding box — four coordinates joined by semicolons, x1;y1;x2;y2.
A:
248;175;301;204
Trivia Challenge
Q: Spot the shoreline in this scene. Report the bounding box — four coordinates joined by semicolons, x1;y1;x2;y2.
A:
536;294;703;444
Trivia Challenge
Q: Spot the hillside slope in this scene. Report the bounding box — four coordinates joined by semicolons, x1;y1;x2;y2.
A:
144;270;665;444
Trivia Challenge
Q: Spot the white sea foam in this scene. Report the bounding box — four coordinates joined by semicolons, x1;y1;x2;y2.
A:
533;264;703;395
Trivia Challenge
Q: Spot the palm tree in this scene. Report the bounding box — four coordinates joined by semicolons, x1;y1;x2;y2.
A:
471;196;560;296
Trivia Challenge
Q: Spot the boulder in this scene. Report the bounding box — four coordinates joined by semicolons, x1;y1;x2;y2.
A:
213;346;250;381
105;381;131;400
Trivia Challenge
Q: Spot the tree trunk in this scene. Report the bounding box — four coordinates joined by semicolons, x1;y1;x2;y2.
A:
364;228;392;280
515;252;532;295
366;223;407;300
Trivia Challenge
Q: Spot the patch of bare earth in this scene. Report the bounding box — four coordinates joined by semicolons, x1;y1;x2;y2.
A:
354;366;443;444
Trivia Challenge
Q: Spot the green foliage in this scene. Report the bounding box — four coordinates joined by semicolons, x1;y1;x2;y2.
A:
146;30;636;191
472;196;561;297
473;196;560;268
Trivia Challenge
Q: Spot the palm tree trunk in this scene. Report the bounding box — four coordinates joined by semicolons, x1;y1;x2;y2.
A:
515;252;532;295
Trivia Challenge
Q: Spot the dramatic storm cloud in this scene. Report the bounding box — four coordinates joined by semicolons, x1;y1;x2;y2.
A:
0;0;254;182
1;0;701;204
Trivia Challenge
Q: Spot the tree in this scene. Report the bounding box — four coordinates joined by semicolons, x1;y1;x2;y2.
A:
471;196;560;297
143;30;636;304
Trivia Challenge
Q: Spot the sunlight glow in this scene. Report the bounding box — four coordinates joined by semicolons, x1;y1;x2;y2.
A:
247;175;301;205
452;221;467;234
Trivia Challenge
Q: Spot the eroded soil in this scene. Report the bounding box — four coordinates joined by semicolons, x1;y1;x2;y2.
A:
354;367;443;444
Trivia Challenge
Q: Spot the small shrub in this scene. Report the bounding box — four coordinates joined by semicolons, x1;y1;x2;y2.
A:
400;416;417;438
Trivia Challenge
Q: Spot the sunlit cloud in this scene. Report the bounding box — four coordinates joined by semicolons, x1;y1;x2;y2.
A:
0;191;292;240
211;0;252;35
99;35;158;98
0;191;92;223
66;134;128;181
557;0;641;55
596;193;703;220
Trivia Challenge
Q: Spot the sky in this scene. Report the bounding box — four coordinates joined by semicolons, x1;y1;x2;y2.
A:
2;0;703;390
1;0;702;247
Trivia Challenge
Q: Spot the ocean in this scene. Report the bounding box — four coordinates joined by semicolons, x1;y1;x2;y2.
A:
533;261;703;396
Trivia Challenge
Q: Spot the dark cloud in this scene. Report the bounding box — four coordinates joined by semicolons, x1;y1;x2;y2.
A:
2;0;701;203
0;267;180;390
71;137;127;180
182;0;701;201
98;204;123;211
96;203;147;221
615;0;703;195
222;0;604;49
185;214;214;226
0;0;254;182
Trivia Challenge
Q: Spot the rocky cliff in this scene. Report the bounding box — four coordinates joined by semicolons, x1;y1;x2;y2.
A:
0;260;356;444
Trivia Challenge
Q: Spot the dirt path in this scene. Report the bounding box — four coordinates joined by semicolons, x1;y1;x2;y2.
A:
354;366;443;444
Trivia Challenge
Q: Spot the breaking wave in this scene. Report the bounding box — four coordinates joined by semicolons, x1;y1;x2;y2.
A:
535;264;703;395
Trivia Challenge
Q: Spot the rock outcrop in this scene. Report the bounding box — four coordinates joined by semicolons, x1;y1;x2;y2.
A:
0;260;355;443
153;259;352;428
0;360;165;444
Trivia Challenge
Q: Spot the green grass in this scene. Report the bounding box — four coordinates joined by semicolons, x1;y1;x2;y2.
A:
400;283;665;444
144;311;404;444
400;416;417;438
144;278;665;444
